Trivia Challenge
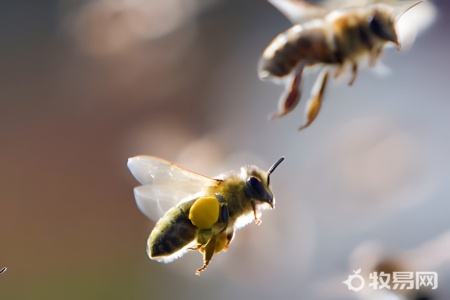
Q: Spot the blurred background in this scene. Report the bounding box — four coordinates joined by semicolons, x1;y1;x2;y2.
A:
1;0;449;299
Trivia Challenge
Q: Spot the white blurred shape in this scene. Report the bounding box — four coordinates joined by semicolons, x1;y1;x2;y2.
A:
404;231;450;271
345;232;450;299
124;117;196;159
268;0;328;24
176;135;226;176
341;131;414;197
72;0;200;55
332;116;439;212
396;1;437;50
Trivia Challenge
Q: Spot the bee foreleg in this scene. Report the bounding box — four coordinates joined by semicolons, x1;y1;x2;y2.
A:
270;65;304;120
334;62;358;86
299;69;329;130
369;47;383;67
348;62;358;86
251;201;262;225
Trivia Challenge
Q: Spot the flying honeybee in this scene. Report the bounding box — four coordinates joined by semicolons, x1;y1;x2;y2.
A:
259;0;435;129
127;155;284;274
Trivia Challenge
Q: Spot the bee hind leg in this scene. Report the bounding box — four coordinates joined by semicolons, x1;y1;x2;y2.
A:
270;65;304;120
299;69;329;130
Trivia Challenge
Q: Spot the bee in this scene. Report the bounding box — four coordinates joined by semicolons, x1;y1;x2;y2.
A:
127;155;284;275
259;0;432;129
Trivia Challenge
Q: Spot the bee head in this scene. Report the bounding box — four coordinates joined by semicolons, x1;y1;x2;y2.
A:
367;4;399;47
368;2;423;49
243;157;284;208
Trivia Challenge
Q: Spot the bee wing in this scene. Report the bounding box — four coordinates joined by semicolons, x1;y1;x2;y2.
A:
269;0;435;26
267;0;390;24
308;0;417;9
128;156;221;221
267;0;377;24
394;1;436;49
267;0;330;24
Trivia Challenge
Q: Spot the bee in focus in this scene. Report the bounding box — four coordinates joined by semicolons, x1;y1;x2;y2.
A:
127;155;284;275
259;0;433;130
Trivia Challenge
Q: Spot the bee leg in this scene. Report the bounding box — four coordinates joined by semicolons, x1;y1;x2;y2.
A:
215;193;229;226
188;244;202;251
223;231;234;251
195;236;217;275
299;69;329;130
251;201;262;225
194;228;213;250
369;47;383;67
270;65;304;120
348;62;358;86
334;63;346;79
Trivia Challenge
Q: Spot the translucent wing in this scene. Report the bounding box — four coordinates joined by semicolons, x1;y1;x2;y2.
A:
268;0;330;24
127;155;221;221
394;0;436;49
268;0;435;28
267;0;373;24
304;0;425;10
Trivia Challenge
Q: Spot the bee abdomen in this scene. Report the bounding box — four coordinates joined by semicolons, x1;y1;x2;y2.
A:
259;24;338;79
148;207;197;258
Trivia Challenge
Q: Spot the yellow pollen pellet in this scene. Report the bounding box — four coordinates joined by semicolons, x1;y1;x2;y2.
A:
189;197;219;229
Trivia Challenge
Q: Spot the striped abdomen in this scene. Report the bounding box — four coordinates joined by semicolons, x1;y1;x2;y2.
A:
148;205;197;258
259;22;340;79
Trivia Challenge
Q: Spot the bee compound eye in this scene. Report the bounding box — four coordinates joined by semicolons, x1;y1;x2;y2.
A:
368;15;384;37
247;177;266;197
189;196;220;229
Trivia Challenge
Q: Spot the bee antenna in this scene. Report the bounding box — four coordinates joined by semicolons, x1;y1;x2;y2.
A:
394;1;423;23
267;157;285;176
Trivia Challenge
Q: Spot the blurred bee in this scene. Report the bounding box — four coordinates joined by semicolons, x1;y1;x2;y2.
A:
344;238;445;300
259;0;435;129
127;155;284;275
